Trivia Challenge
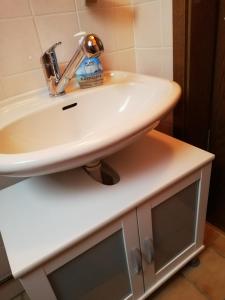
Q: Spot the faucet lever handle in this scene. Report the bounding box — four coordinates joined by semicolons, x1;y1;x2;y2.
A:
42;42;62;84
45;41;62;55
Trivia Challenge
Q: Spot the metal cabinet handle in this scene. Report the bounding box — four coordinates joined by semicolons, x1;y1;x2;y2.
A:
143;238;154;264
130;248;142;275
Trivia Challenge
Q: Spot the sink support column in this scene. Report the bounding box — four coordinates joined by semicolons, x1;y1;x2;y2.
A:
83;160;120;185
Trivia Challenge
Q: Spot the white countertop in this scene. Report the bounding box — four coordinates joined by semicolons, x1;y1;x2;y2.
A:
0;130;214;278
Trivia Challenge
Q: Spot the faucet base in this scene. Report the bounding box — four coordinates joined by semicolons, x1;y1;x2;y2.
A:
49;91;65;97
83;160;120;185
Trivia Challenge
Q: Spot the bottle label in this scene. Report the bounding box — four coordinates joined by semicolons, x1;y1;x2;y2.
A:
76;57;103;82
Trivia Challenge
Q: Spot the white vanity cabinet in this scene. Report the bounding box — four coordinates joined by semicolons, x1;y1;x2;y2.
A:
0;131;214;300
20;167;211;300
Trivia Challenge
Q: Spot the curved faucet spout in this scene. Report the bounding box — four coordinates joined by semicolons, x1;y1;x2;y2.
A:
41;33;104;96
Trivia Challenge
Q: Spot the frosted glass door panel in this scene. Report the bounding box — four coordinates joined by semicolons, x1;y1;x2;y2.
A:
48;230;131;300
152;181;199;272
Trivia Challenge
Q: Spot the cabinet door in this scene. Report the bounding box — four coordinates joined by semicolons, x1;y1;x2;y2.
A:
21;210;144;300
137;167;211;291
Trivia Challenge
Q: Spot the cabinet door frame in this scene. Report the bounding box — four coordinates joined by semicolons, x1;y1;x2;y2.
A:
137;163;212;292
20;210;144;300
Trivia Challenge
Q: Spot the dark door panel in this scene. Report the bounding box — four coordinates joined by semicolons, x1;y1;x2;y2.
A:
208;0;225;231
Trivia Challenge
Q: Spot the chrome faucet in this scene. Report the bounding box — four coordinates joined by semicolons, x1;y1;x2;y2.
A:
41;33;104;96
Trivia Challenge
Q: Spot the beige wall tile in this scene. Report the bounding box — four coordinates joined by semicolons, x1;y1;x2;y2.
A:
133;1;162;48
101;52;121;70
101;49;136;72
35;13;79;63
136;48;172;79
161;47;173;80
0;18;42;76
0;0;31;19
30;0;75;15
118;49;136;72
161;0;173;47
114;6;134;50
1;69;45;98
78;8;116;52
136;48;163;77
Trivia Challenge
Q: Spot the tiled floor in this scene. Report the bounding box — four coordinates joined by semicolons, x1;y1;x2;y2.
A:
149;223;225;300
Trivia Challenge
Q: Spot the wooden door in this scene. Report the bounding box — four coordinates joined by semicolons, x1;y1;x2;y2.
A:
208;0;225;231
172;0;225;230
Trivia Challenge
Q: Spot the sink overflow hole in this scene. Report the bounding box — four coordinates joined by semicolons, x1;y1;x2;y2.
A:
62;102;77;110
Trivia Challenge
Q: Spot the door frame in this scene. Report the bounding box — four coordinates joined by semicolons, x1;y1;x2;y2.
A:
173;0;218;149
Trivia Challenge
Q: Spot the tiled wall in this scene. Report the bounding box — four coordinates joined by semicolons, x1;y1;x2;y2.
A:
0;0;136;100
134;0;173;79
133;0;173;133
0;0;172;100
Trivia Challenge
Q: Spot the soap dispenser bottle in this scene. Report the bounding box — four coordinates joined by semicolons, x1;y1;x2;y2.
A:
74;32;104;89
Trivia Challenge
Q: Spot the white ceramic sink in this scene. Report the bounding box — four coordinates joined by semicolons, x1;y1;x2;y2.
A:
0;71;181;177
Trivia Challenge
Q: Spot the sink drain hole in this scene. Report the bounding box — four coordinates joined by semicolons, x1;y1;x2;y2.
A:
83;160;120;185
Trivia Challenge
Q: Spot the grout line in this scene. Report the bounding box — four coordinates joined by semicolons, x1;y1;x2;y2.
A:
0;11;78;22
130;3;137;71
74;0;82;31
135;46;172;50
159;0;164;46
31;17;44;53
27;0;35;16
0;15;33;22
27;0;44;54
32;11;77;18
1;68;43;79
102;47;134;56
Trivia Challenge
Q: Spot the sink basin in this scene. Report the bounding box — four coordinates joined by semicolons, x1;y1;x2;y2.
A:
0;71;181;177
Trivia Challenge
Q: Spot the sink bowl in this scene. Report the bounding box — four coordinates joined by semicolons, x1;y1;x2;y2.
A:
0;71;181;177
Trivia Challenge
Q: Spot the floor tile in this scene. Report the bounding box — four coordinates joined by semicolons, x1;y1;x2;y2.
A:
204;223;220;246
182;248;225;300
211;233;225;258
149;275;207;300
